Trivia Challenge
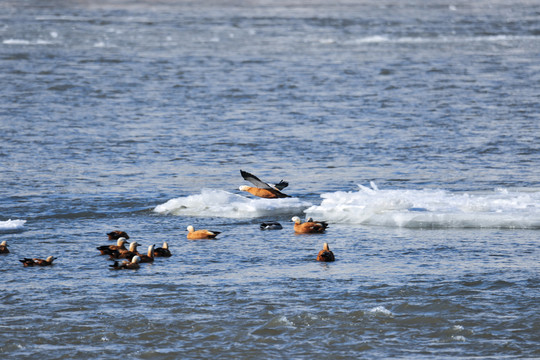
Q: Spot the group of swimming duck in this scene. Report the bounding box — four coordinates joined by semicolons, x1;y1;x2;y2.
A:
100;218;334;271
1;170;336;268
97;230;172;270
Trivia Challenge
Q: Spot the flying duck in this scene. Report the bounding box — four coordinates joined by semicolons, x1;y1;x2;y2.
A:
19;256;57;267
97;238;128;255
154;242;172;257
239;170;290;198
107;230;129;241
0;241;9;254
291;216;328;234
187;225;220;240
316;243;335;262
110;255;140;270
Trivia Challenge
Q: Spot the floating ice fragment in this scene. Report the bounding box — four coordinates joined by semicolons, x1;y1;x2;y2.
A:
154;189;311;218
369;306;392;316
0;219;26;230
305;184;540;229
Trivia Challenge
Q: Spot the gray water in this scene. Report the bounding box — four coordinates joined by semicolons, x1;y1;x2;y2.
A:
1;0;539;358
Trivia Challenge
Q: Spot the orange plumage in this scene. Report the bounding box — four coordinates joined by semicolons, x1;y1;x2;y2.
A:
239;170;290;198
187;225;221;240
316;243;335;262
291;216;328;234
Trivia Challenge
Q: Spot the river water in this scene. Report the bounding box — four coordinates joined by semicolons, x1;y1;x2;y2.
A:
1;0;539;358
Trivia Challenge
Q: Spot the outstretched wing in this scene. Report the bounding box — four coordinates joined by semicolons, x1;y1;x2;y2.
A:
240;170;273;190
274;180;288;191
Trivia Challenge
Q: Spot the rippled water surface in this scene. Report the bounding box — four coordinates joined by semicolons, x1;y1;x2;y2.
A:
1;0;539;358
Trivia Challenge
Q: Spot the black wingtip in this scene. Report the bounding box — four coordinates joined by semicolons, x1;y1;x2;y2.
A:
274;180;289;190
240;170;251;180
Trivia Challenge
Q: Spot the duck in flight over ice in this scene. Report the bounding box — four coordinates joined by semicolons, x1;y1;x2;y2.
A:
239;170;290;198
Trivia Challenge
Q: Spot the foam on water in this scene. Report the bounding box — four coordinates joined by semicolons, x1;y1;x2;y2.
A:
154;189;312;218
349;34;539;45
3;39;54;45
305;183;540;229
0;219;26;230
369;306;393;317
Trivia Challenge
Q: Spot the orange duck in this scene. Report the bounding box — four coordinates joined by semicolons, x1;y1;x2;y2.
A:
139;244;155;263
154;242;171;257
291;216;328;234
187;225;220;240
110;241;139;260
107;230;129;241
97;238;128;255
20;256;57;267
316;243;335;262
0;241;9;254
110;255;140;270
239;170;290;198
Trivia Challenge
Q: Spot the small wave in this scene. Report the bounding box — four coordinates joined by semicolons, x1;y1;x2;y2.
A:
305;183;540;229
369;306;393;316
353;35;392;44
0;219;26;231
35;15;93;22
154;189;311;218
451;335;467;342
274;315;294;327
3;39;53;45
350;34;539;45
446;324;469;342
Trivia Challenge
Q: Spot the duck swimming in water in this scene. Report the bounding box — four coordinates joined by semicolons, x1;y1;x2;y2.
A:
239;170;290;198
19;256;57;267
259;221;283;230
110;255;140;270
0;241;9;254
187;225;220;240
111;241;139;260
107;230;129;241
97;238;128;255
316;243;335;262
291;216;328;234
139;244;155;263
154;242;171;257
